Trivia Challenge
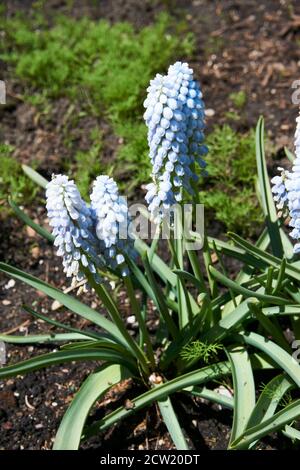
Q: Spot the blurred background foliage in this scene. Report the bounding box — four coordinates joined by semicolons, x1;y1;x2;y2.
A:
0;7;262;236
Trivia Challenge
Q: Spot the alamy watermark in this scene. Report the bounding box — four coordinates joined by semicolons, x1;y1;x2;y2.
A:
291;80;300;105
120;201;204;250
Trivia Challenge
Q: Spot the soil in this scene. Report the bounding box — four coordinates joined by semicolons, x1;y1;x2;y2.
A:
1;0;300;451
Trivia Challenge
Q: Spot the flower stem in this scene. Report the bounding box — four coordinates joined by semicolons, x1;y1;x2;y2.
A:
124;275;156;370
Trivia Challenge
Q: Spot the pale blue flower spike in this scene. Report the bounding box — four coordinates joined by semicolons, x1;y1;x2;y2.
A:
272;113;300;254
46;174;103;285
143;61;207;220
90;175;134;276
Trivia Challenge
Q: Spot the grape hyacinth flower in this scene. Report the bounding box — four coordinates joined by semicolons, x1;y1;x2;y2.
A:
90;175;134;276
271;168;289;211
143;61;208;219
46;175;103;285
272;112;300;253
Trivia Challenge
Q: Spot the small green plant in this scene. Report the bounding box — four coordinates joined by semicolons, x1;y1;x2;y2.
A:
0;144;37;214
72;134;103;200
181;341;222;363
229;90;247;109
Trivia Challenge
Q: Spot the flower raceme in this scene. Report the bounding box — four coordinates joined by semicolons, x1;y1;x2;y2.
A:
272;112;300;253
90;175;135;276
46;174;132;285
143;61;208;219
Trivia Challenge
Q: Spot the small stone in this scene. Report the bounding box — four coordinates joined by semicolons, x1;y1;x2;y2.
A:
205;108;215;117
2;300;11;306
51;402;58;407
126;315;136;325
31;246;40;259
4;279;15;290
26;226;36;238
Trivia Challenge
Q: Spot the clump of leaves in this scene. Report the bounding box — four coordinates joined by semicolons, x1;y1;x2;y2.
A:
0;144;37;214
201;125;263;236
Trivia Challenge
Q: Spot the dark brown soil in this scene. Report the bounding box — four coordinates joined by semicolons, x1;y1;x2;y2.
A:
1;0;300;451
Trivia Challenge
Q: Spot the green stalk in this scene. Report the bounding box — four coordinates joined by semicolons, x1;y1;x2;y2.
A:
186;248;207;296
85;271;150;375
191;179;217;298
124;276;155;369
142;252;179;341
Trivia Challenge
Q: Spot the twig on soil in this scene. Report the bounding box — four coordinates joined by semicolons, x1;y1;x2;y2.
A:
51;280;86;310
1;320;30;336
25;395;35;410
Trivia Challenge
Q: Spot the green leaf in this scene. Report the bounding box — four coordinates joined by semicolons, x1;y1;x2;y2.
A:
134;240;200;316
200;298;253;344
188;386;233;409
0;332;90;344
134;238;177;286
53;364;131;450
284;147;295;163
262;305;300;317
230;398;300;449
142;252;179;340
248;302;290;352
238;332;300;387
226;346;256;444
0;262;124;345
174;269;205;292
209;266;289;305
84;361;231;439
22;164;49;189
228;232;300;282
247;374;293;430
0;348;137;379
23;305;102;341
9;199;54;243
157;395;189;450
255;116;283;257
207;236;268;272
283;425;300;441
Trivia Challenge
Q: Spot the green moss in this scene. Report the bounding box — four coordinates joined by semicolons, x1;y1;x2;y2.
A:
0;144;37;214
201;125;263;236
73;134;103;200
229;90;247;109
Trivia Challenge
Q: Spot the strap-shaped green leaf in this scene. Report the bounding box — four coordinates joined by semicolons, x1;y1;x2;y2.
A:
84;361;231;439
9;199;54;243
230;398;300;449
247;374;293;430
0;348;137;379
54;364;131;450
238;332;300;387
255;117;283;257
209;265;289;305
22;164;48;188
226;346;256;444
229;232;300;282
0;332;90;344
0;262;123;345
157;395;189;450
